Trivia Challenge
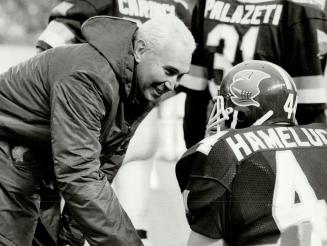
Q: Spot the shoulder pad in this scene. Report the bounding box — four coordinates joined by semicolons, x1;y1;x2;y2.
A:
176;130;235;192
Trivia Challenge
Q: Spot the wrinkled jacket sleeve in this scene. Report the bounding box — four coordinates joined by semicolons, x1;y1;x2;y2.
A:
37;0;113;50
100;133;133;182
50;72;142;246
101;151;126;183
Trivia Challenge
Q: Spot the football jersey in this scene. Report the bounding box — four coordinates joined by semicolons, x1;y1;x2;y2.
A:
191;0;327;104
176;123;327;245
37;0;191;48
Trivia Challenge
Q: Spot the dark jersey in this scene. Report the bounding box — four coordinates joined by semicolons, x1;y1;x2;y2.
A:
191;0;327;104
37;0;191;48
176;123;327;245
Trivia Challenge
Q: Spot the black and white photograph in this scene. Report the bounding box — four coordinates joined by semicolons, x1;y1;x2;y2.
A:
0;0;327;245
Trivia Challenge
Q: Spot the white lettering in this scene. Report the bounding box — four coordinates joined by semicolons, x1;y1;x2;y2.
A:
139;0;150;18
118;0;129;15
129;0;139;16
226;127;327;161
220;3;231;22
204;1;283;26
240;5;255;24
309;129;324;146
230;5;243;23
251;5;265;25
272;5;283;25
288;127;310;147
209;1;224;20
226;134;252;161
275;127;297;148
244;132;267;151
316;129;327;144
205;0;216;18
301;128;323;146
257;129;284;148
263;4;275;23
117;0;176;19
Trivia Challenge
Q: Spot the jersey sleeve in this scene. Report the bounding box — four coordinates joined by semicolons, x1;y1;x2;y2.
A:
183;171;228;239
37;0;114;50
176;137;237;239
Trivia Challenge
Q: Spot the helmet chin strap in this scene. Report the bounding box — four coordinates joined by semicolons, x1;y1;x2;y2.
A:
252;110;274;126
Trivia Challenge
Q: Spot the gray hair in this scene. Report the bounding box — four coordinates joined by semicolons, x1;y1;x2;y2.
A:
135;16;196;55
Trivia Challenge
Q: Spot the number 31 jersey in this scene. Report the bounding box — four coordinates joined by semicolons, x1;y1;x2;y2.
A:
176;123;327;245
192;0;327;104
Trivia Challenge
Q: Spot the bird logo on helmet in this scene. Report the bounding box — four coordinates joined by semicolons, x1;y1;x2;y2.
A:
230;70;271;107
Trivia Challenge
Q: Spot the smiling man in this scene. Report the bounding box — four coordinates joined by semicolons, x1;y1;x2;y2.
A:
0;16;194;246
134;18;193;101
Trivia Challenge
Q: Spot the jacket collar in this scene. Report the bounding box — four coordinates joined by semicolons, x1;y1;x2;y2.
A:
81;16;138;99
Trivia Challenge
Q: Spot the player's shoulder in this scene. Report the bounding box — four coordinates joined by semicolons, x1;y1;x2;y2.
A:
179;130;231;160
176;123;327;190
284;0;327;23
177;126;258;167
176;129;237;190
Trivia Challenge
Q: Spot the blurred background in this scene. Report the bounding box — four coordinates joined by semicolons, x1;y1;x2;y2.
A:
0;1;190;245
0;0;57;44
0;0;57;72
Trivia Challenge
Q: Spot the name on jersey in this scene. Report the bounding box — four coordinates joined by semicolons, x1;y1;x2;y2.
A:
204;0;283;25
118;0;176;18
226;127;327;161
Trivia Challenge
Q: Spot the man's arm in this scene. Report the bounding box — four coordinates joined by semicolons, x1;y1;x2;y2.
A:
50;72;142;246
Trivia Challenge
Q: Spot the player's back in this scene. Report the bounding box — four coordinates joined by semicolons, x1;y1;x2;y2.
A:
224;123;327;245
176;123;327;245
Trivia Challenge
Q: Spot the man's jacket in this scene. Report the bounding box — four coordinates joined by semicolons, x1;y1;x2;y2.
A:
0;16;153;246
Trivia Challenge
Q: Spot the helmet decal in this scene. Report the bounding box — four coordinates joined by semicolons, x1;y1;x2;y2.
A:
230;69;271;107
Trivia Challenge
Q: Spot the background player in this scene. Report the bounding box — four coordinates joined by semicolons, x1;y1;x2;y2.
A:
176;60;327;246
183;0;327;149
36;0;192;51
36;1;193;245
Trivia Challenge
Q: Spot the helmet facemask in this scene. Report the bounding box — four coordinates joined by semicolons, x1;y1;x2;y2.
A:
205;96;233;136
205;96;274;137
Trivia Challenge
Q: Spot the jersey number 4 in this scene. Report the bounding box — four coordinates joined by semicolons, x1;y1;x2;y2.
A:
273;150;327;245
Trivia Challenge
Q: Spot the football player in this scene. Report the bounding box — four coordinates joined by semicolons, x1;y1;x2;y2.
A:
183;0;327;149
37;0;192;51
35;1;193;246
176;60;327;246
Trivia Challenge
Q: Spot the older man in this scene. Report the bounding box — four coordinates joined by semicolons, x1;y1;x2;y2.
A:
0;16;195;246
36;2;194;245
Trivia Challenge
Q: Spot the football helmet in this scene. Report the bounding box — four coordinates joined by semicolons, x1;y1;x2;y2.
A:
206;60;298;134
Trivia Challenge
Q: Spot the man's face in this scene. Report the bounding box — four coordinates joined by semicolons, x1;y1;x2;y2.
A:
135;39;192;102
